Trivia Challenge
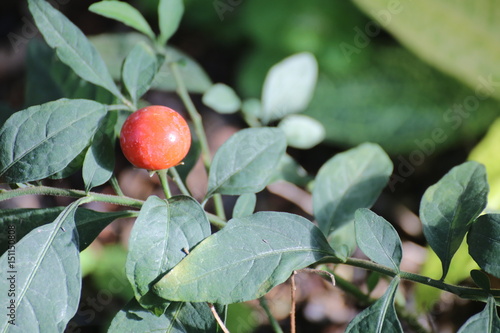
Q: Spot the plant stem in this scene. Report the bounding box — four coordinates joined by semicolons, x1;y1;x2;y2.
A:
110;175;125;196
208;303;230;333
206;212;227;229
169;167;191;196
290;271;297;333
157;169;172;199
259;297;284;333
167;56;226;220
0;185;144;209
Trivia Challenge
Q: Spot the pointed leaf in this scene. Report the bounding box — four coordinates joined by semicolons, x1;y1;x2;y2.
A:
470;270;491;291
158;0;184;45
122;42;159;105
0;199;84;332
420;161;488;279
89;32;212;93
202;83;242;114
457;296;500;333
108;298;218;333
126;196;210;311
355;209;403;272
269;154;312;187
0;207;132;255
154;211;343;304
232;193;257;218
28;0;121;98
313;143;393;236
468;214;500;279
345;277;403;333
89;1;155;40
207;128;287;197
83;111;117;191
0;99;107;183
261;52;318;123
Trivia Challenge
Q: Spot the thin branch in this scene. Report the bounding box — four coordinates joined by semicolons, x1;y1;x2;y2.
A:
208;303;230;333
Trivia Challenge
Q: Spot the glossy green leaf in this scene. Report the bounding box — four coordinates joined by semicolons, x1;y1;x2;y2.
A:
154;212;342;304
354;209;403;272
89;1;155;40
345;277;403;333
202;83;242;114
158;0;184;45
207;128;287;197
83;111;117;192
468;214;500;279
25;38;115;107
232;193;257;218
313;143;393;237
420;161;488;280
261;52;318;123
0;207;132;255
457;296;500;333
122;42;159;105
0;199;84;332
108;298;218;333
278;114;325;149
0;99;107;183
352;0;500;101
90;32;212;93
126;196;210;311
28;0;121;98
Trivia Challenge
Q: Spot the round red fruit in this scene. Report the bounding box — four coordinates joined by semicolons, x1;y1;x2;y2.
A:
120;106;191;170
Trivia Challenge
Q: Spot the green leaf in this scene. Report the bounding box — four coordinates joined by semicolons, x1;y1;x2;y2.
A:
89;1;155;40
83;111;117;191
126;196;210;311
313;143;393;237
202;83;242;114
354;209;403;272
269;154;312;187
345;277;403;333
468;214;500;279
108;298;218;333
457;296;500;333
261;52;318;123
49;147;88;180
327;220;357;258
0;199;84;332
0;207;133;255
0;98;107;183
470;270;491;291
420;161;488;280
154;211;342;304
90;32;212;93
28;0;122;99
25;38;115;107
122;42;159;105
207;127;287;197
158;0;184;45
232;193;257;218
278;114;325;149
352;0;500;101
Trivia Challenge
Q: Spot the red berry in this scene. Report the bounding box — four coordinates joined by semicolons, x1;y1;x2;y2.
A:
120;106;191;170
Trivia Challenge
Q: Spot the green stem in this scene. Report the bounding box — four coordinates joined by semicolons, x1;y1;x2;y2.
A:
110;175;125;197
157;169;172;199
340;258;500;303
206;212;227;229
0;185;144;209
169;167;191;196
259;297;284;333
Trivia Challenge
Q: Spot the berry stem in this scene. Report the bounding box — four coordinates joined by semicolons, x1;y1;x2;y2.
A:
110;175;125;197
157;169;172;199
169;167;191;196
